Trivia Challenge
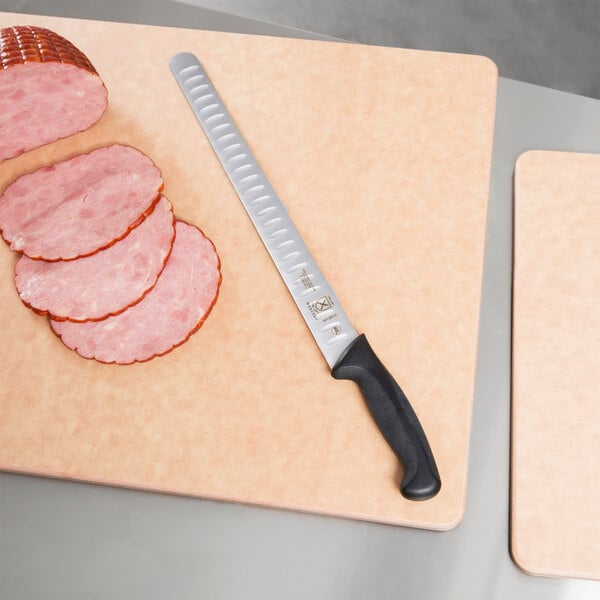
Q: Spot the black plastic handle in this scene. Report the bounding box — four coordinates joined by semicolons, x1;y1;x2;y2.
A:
331;334;441;500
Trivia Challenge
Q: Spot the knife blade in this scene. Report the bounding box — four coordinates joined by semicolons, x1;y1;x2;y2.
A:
170;52;441;500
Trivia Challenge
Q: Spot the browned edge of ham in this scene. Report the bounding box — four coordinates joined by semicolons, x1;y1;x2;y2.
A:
15;196;177;323
0;144;164;261
50;219;222;365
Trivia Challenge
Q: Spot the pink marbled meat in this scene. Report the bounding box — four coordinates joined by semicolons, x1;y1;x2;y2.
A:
0;26;108;161
0;144;163;260
51;221;221;364
15;196;175;322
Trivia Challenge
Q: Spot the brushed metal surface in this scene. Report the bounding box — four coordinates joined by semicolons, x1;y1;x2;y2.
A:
1;2;600;600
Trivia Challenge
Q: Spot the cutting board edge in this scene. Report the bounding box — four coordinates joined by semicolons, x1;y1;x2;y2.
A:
0;462;463;531
510;533;600;582
0;10;500;76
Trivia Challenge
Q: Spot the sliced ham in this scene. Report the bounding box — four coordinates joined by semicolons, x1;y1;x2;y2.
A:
51;221;221;364
0;144;163;260
15;196;175;322
0;26;108;161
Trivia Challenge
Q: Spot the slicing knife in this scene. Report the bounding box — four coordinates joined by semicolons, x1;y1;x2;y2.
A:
170;52;441;500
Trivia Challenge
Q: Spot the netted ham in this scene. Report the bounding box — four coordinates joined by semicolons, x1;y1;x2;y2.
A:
51;221;221;364
0;144;163;260
0;26;108;161
15;196;175;322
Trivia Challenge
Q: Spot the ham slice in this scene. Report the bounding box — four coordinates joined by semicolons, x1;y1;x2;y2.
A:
0;144;163;260
51;221;221;364
15;196;175;322
0;26;108;161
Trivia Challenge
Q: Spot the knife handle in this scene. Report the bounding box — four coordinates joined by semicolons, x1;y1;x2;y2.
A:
331;334;441;500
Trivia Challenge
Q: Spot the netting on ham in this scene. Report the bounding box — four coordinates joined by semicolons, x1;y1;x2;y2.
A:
0;25;107;161
0;25;98;72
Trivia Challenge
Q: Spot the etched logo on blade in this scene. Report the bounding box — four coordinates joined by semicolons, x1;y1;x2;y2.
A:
308;295;339;323
309;295;333;314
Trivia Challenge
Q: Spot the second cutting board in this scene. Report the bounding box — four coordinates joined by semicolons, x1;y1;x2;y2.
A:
512;150;600;579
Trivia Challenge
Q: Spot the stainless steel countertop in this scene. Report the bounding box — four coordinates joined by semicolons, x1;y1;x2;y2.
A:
1;1;599;598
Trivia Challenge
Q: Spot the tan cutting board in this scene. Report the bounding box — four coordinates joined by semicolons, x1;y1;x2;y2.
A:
512;151;600;578
0;12;497;529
